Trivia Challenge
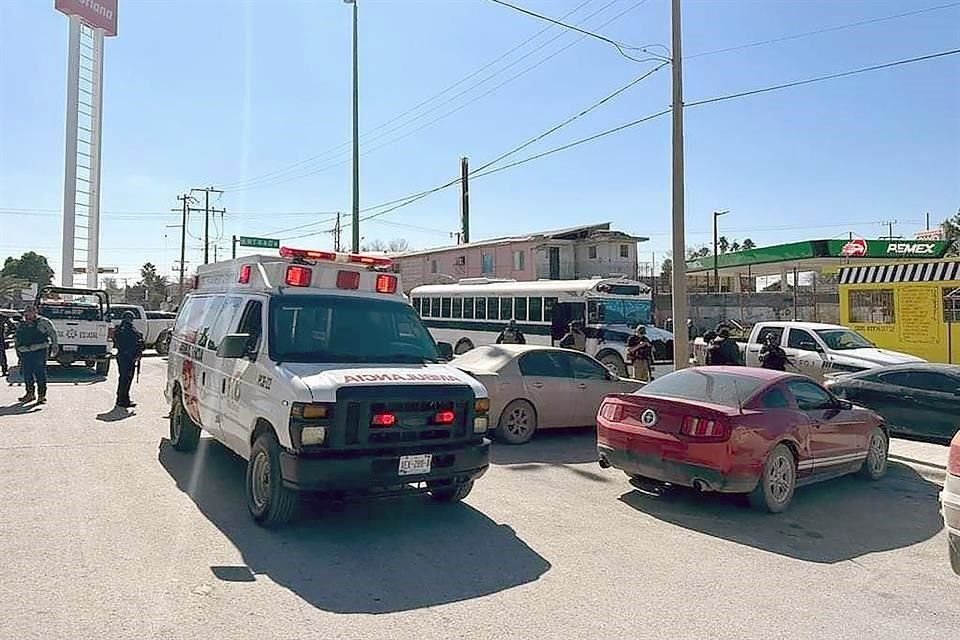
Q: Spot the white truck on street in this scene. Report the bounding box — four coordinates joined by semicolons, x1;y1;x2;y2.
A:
37;286;112;375
107;304;176;355
692;320;923;380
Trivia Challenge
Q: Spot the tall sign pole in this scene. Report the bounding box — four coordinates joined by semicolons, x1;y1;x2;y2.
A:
55;0;118;289
347;0;361;253
670;0;689;369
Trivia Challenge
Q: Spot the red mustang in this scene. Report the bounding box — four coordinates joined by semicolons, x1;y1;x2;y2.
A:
597;366;889;513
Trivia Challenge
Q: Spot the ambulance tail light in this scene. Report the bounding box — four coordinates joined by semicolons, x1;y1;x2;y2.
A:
336;270;360;290
238;264;252;284
371;412;397;428
375;274;398;294
348;254;393;268
285;265;313;287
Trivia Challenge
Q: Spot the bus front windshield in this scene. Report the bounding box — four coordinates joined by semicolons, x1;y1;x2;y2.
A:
588;299;652;327
269;295;441;363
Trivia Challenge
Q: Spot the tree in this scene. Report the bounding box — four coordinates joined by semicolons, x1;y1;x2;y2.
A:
2;251;54;287
730;241;741;253
137;262;170;309
361;238;410;253
717;236;730;254
741;238;756;251
944;209;960;256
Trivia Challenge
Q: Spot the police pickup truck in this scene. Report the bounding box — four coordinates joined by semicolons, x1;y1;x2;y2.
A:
37;286;112;375
165;247;491;527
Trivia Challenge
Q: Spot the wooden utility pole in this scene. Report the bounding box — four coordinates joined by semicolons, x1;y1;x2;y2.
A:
190;186;223;264
173;193;194;296
670;0;689;369
460;156;470;244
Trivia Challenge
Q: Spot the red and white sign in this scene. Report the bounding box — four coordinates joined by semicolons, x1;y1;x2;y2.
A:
55;0;118;37
916;227;944;241
840;239;868;257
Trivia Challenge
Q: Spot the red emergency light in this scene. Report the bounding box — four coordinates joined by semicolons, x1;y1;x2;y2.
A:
433;410;456;426
280;246;393;269
371;412;397;428
285;265;313;287
336;270;360;290
376;273;398;294
280;247;338;262
238;264;252;284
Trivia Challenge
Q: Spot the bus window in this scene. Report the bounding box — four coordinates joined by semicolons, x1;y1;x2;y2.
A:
488;297;500;320
463;297;474;319
452;297;463;318
544;297;558;321
412;297;422;315
431;298;440;317
500;297;513;320
476;297;487;319
514;297;528;321
529;297;543;322
441;298;452;318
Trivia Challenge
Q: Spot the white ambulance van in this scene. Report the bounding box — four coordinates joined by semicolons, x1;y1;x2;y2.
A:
165;247;491;526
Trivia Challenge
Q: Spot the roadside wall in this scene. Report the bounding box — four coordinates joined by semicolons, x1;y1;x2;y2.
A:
654;292;840;333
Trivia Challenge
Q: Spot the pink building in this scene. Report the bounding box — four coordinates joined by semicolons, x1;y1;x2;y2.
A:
393;223;647;292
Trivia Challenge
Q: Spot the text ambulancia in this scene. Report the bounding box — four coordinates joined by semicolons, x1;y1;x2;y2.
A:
164;247;491;526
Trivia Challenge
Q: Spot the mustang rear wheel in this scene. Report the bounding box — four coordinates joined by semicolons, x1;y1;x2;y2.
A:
749;444;796;513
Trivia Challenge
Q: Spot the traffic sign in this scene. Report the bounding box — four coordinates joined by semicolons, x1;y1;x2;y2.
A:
238;236;280;249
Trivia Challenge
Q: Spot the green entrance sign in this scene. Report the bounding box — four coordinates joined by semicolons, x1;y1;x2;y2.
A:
238;236;280;249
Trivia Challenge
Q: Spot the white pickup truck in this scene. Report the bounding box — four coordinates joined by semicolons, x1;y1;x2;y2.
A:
37;286;112;375
692;321;923;380
106;304;176;355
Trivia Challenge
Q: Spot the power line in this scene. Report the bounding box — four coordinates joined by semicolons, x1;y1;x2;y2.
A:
488;0;667;64
687;1;960;59
685;48;960;108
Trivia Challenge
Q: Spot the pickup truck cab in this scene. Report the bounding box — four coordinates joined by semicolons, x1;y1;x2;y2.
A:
107;304;176;354
37;286;112;375
694;321;923;380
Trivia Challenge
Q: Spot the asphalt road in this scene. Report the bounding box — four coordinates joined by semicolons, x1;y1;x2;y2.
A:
0;353;956;640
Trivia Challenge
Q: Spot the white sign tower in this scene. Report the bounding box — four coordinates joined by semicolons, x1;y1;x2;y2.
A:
55;0;118;289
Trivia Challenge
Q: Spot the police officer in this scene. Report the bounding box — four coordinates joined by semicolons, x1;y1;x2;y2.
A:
14;304;58;404
707;325;742;366
0;312;11;377
114;311;145;408
559;320;586;351
759;332;788;371
627;325;655;381
496;319;526;345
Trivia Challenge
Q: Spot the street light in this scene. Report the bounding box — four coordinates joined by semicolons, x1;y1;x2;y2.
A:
345;0;360;253
713;209;729;293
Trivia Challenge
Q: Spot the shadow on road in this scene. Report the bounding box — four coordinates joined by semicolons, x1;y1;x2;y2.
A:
0;402;41;416
96;406;135;422
619;462;943;563
157;437;550;613
5;364;106;386
491;427;598;466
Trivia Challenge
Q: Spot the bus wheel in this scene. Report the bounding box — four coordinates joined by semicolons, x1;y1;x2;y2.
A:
454;339;474;355
598;351;627;377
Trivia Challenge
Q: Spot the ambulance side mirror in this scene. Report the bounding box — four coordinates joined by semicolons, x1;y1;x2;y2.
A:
218;333;252;359
437;342;454;361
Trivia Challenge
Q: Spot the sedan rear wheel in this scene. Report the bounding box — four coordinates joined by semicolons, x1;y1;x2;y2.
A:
858;427;888;480
749;444;796;513
497;399;537;445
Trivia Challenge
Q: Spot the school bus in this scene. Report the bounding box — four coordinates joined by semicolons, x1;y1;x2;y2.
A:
838;258;960;364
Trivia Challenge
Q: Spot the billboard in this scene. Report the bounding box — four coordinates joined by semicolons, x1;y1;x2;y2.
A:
55;0;118;37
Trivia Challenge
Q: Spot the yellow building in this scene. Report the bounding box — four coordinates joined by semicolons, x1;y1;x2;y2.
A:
839;258;960;363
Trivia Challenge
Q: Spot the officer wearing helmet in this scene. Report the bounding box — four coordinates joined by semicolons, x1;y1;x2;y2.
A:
706;323;742;366
496;318;526;345
626;325;654;381
113;310;145;408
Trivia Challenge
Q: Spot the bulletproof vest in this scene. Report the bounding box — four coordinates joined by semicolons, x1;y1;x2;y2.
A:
16;321;47;348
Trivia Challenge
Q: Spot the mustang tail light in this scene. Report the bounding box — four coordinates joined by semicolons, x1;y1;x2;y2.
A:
598;401;623;422
285;265;312;287
375;274;398;294
681;416;730;441
371;412;397;428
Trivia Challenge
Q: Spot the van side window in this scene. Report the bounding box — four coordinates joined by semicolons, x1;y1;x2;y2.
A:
197;298;225;350
206;296;244;351
236;300;263;352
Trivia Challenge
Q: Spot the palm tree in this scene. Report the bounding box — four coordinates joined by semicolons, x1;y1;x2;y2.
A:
742;238;756;250
718;236;730;254
730;241;742;253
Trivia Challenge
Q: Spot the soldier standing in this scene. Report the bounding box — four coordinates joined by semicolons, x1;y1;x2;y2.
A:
113;311;145;408
14;305;58;404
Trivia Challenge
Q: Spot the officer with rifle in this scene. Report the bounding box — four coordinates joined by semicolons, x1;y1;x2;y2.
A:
113;311;144;408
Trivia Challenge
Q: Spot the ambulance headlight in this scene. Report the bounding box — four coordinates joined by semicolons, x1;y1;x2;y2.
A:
300;426;327;446
473;398;490;433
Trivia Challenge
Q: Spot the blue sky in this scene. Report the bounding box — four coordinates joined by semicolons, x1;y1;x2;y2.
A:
1;0;958;283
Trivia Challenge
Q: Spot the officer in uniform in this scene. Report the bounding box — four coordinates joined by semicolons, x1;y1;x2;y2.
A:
113;311;145;408
496;319;526;345
626;325;655;381
759;332;788;371
708;324;742;366
14;305;58;404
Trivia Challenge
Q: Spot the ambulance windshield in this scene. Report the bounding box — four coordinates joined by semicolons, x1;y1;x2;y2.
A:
269;295;441;363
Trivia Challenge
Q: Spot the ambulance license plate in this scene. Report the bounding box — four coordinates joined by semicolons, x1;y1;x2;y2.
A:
63;345;78;352
398;454;432;476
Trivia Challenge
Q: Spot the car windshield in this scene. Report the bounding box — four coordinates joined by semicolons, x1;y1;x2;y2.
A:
269;295;440;364
637;369;765;408
815;328;874;350
590;299;652;327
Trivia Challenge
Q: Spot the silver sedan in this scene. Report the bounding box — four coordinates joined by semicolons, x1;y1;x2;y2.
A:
451;344;644;444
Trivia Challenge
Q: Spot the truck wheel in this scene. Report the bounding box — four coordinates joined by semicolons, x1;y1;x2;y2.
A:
169;390;201;452
497;399;537;445
858;427;888;480
428;479;474;503
155;332;171;357
95;359;110;376
247;431;299;527
598;351;627;377
748;444;796;513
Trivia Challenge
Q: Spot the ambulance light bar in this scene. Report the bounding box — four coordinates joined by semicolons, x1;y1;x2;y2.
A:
279;246;393;268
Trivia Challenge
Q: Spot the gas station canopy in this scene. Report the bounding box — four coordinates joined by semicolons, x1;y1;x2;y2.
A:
685;238;953;278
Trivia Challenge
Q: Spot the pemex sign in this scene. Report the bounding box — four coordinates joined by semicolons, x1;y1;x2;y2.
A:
55;0;118;36
831;239;950;259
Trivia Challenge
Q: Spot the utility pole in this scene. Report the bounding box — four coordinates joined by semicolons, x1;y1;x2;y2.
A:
670;0;689;369
348;0;361;253
460;156;470;244
926;211;931;230
332;212;342;252
881;219;898;239
173;193;194;297
232;235;237;259
191;186;224;264
712;210;729;294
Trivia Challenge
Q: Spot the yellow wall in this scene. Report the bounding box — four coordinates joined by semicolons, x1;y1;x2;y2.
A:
840;281;960;363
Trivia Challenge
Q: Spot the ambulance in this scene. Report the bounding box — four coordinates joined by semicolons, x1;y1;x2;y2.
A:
165;247;491;526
